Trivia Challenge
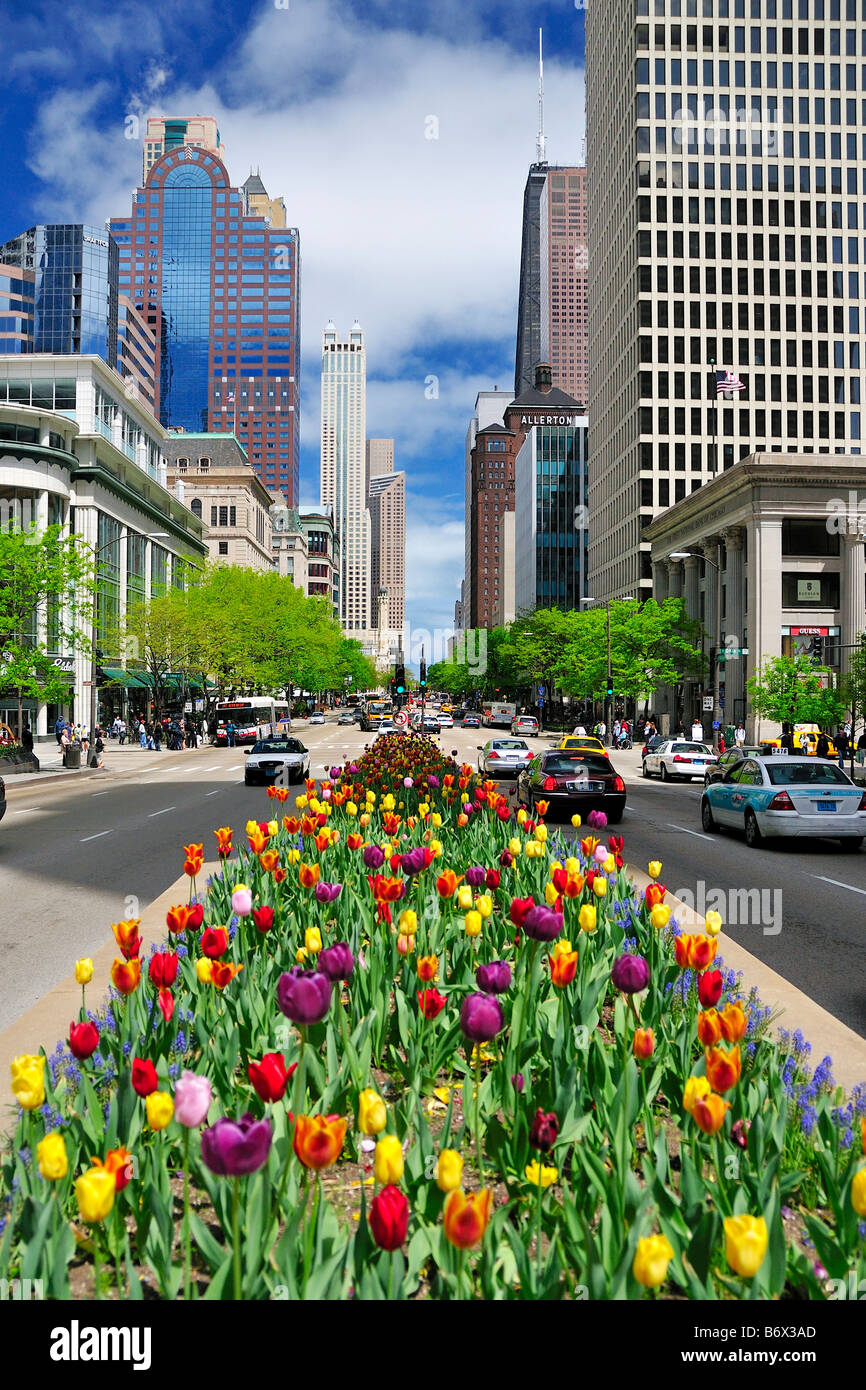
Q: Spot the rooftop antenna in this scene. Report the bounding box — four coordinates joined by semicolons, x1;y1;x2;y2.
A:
536;28;546;164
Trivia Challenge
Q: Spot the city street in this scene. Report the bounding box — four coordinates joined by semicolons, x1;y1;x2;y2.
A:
2;717;865;1039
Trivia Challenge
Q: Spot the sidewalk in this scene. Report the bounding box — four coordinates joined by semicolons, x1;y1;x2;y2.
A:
4;741;215;791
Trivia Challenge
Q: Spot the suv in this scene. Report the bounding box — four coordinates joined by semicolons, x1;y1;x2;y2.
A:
512;715;539;736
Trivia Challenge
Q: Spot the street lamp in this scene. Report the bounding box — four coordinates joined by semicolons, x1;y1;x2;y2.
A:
669;550;720;745
581;594;634;740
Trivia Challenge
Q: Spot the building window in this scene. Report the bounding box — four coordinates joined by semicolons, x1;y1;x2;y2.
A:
191;498;202;518
199;456;210;472
177;457;188;472
218;541;228;556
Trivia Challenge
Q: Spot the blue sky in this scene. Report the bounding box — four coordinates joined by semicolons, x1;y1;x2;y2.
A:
0;0;585;641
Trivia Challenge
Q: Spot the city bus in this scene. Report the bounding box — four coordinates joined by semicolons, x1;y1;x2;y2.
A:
213;698;290;745
360;696;394;732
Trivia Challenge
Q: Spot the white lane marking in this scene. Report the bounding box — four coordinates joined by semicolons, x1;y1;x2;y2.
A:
812;875;866;896
92;791;109;797
205;790;221;797
204;765;221;771
81;829;112;842
148;806;176;817
666;822;713;842
228;764;241;771
14;807;42;814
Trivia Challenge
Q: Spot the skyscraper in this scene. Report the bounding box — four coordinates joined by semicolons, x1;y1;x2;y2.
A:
515;162;550;396
142;116;225;180
539;167;589;404
0;224;118;364
587;0;866;603
109;135;300;503
366;439;405;638
321;322;370;635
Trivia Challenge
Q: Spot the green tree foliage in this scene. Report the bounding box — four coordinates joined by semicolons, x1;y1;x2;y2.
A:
427;627;512;699
843;637;866;739
554;599;705;702
747;655;846;729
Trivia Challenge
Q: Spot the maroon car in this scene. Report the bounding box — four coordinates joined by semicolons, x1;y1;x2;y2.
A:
517;749;627;824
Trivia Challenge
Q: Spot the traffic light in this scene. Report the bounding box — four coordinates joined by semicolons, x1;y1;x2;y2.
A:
606;677;614;698
419;659;426;689
395;661;405;694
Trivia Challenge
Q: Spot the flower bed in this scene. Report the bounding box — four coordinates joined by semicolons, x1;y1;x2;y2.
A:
3;731;865;1300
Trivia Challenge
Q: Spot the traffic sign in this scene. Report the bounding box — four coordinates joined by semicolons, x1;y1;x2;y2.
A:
538;696;545;706
394;711;409;727
538;684;546;696
703;696;714;710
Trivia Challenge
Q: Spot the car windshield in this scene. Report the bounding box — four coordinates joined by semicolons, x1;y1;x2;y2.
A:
253;740;303;753
767;762;851;786
671;743;710;754
492;740;527;750
543;754;611;775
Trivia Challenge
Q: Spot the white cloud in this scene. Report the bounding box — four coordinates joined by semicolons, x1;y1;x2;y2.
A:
404;518;465;638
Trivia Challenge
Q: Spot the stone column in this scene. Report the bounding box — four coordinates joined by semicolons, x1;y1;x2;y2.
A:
701;538;721;745
841;533;866;676
666;558;683;601
723;527;746;728
682;555;701;729
653;560;669;603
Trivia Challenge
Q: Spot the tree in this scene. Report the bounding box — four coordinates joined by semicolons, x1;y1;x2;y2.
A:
0;524;94;739
747;655;846;730
427;627;513;701
842;636;866;768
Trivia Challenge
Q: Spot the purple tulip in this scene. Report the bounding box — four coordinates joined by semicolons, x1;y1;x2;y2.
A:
522;905;564;942
200;1113;273;1176
460;992;504;1043
276;967;333;1024
587;809;608;829
476;960;512;995
363;844;385;870
610;953;650;995
314;880;343;904
330;766;340;779
428;775;440;788
500;849;514;868
511;1072;525;1093
400;846;427;875
465;865;485;887
318;942;355;982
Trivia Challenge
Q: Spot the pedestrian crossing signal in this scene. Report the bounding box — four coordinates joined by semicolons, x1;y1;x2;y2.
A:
395;662;405;694
419;660;427;688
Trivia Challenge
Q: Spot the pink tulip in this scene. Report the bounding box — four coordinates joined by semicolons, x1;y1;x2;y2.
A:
231;885;253;916
174;1070;212;1128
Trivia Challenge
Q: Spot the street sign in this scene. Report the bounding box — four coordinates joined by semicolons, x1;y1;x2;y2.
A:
703;696;714;710
394;711;409;727
538;696;545;706
538;684;546;696
713;721;720;729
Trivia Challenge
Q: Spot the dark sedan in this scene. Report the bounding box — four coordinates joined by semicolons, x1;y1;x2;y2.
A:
462;712;482;729
517;750;626;824
703;745;768;787
641;735;665;761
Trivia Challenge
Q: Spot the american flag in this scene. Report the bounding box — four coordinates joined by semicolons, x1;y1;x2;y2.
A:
716;369;745;396
226;391;235;402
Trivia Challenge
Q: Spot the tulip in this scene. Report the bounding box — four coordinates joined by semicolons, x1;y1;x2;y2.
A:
248;1053;295;1104
196;958;213;984
418;988;447;1019
318;942;354;982
75;1167;116;1224
443;1188;493;1249
131;1057;158;1097
277;967;332;1025
400;847;428;876
305;926;323;955
315;881;343;905
719;1002;748;1043
183;843;204;877
611;953;650;995
293;1113;346;1170
201;1113;274;1176
110;957;141;995
578;903;597;934
644;882;666;908
174;1071;212;1128
683;1075;712;1116
252;905;275;933
214;826;233;857
697;1009;723;1047
230;884;252;916
92;1146;134;1192
417;954;438;982
358;1088;387;1135
146;1090;174;1131
475;961;512;995
11;1053;45;1110
523;905;564;942
374;1133;404;1185
592;876;607;898
525;1161;558;1188
187;903;205;931
111;918;142;960
148;952;179;988
436;869;460;898
500;849;514;867
396;933;414;955
435;1148;463;1192
851;1169;866;1216
647;861;662;879
529;1108;559;1153
633;1026;655;1059
633;1233;674;1287
705;1045;742;1093
698;968;724;1008
370;1184;409;1250
723;1215;768;1279
457;885;474;911
37;1132;68;1182
732;1118;751;1150
485;868;501;889
509;897;535;929
210;961;243;990
508;837;522;856
692;1093;731;1134
650;904;670;931
69;1020;99;1060
460;993;504;1043
74;958;94;985
166;904;192;934
704;909;723;937
363;844;385;870
550;949;578;988
571;813;582;827
464;910;482;938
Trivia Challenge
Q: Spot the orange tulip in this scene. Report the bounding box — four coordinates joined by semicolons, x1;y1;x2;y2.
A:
535;799;549;817
299;862;321;888
552;867;583;898
436;869;461;898
248;826;268;854
443;1188;493;1249
259;851;281;873
110;918;142;960
580;836;600;858
457;814;469;828
692;1093;731;1134
293;1113;347;1170
347;833;364;850
691;935;718;971
213;827;233;857
166;904;193;934
91;1145;135;1192
674;934;692;969
633;1027;655;1059
110;957;141;995
273;787;290;803
719;1002;748;1043
705;1045;742;1093
696;1009;723;1047
549;948;578;988
417;954;439;982
183;843;204;877
209;961;244;990
283;816;301;834
645;882;666;909
300;817;318;837
314;832;330;852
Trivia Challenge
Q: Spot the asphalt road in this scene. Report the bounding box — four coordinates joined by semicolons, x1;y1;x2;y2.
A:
2;717;864;1040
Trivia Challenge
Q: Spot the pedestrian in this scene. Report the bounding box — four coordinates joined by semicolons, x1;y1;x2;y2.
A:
118;718;126;746
60;723;71;764
54;715;65;747
780;723;796;755
718;733;726;754
80;726;89;756
735;722;746;746
836;727;850;769
817;730;830;760
21;723;34;754
857;730;866;767
691;716;704;742
139;718;147;750
201;717;209;745
227;719;236;748
153;721;163;752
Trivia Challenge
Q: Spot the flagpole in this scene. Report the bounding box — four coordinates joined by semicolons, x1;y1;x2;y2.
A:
709;356;717;475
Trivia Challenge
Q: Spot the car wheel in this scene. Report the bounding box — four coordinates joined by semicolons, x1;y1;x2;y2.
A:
744;810;762;849
839;837;863;852
244;776;252;786
701;797;718;833
661;763;670;782
642;762;652;779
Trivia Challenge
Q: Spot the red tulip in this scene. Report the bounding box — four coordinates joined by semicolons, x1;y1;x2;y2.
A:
509;897;535;929
417;988;447;1020
157;988;174;1023
698;969;724;1008
187;903;205;931
248;1053;296;1103
131;1058;158;1097
252;905;275;933
200;926;229;959
69;1020;99;1060
148;952;179;988
370;1185;409;1251
485;868;501;890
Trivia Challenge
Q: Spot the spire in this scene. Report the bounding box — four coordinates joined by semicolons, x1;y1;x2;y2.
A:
536;28;546;164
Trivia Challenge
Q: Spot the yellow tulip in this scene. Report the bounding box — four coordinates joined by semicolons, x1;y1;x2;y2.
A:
296;795;308;809
457;886;474;910
358;1087;387;1136
295;947;309;964
565;857;580;877
429;839;443;858
650;904;670;931
525;840;541;858
602;854;616;874
544;882;560;907
75;1166;116;1224
382;794;395;811
460;792;470;803
525;1160;558;1188
578;904;597;934
418;802;430;817
374;1133;404;1185
432;813;442;828
464;911;483;937
37;1132;68;1181
382;843;393;860
10;1054;45;1111
648;861;662;878
346;801;358;817
366;791;376;804
74;958;94;986
591;876;607;898
399;909;418;936
475;894;493;919
705;910;723;937
145;1091;174;1131
633;1233;675;1287
305;926;323;954
551;937;574;960
723;1215;768;1279
517;808;527;825
683;1075;712;1116
195;958;213;983
851;1168;866;1216
508;837;522;856
435;1148;463;1192
359;813;371;828
535;824;548;844
267;820;278;838
570;813;582;828
287;848;300;864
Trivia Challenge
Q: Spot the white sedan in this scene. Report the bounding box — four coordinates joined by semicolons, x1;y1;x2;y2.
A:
244;737;310;786
642;739;717;782
437;711;454;728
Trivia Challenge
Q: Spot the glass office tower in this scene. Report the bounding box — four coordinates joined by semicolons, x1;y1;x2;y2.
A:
0;224;118;363
514;418;589;614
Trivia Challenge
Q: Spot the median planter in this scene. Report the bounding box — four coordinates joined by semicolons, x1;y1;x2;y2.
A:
2;731;864;1301
0;749;39;775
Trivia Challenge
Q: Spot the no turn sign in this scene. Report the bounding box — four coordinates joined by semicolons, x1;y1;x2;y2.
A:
394;710;409;727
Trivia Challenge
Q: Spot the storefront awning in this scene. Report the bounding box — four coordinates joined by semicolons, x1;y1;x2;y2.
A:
99;667;149;689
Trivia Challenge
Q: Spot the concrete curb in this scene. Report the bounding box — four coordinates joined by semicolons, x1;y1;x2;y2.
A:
3;748;213;794
628;862;866;1094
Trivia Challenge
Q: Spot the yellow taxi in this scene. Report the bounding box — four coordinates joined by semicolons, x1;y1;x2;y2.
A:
762;725;837;757
557;734;607;756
